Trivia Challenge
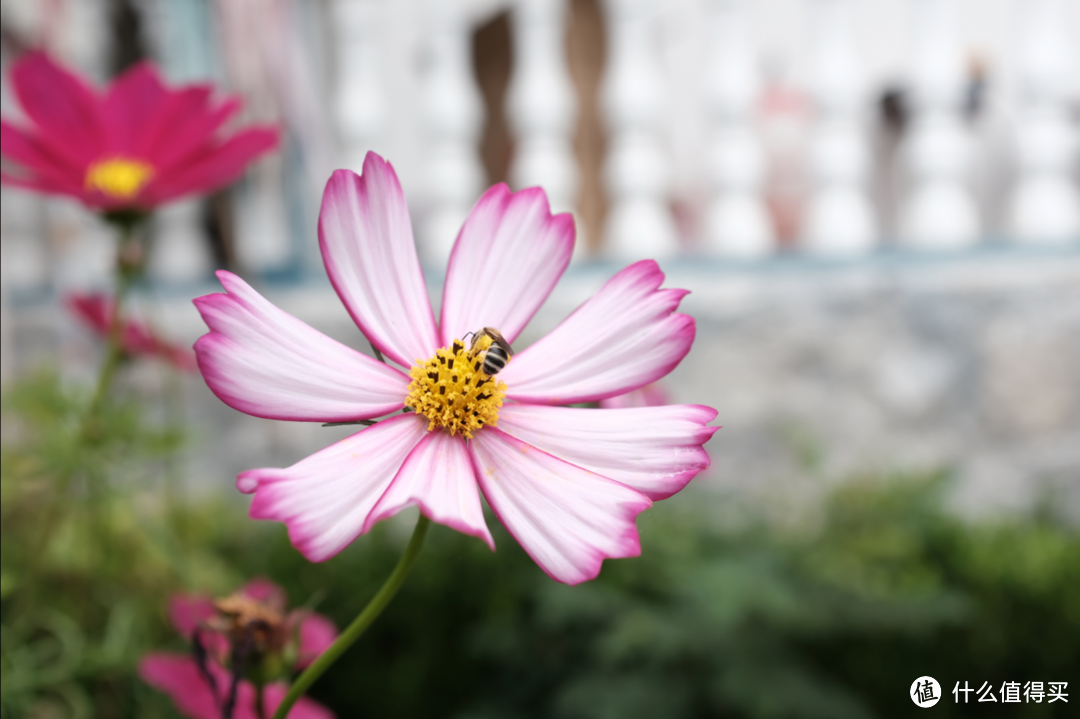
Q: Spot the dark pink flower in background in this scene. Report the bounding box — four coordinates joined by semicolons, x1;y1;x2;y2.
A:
193;152;718;586
1;51;277;211
165;578;337;669
66;292;196;372
141;578;336;718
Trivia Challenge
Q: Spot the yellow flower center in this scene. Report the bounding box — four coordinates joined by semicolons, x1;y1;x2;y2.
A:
84;158;154;200
406;336;507;439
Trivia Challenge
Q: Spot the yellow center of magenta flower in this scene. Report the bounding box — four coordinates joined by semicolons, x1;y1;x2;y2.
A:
84;158;154;199
406;335;507;439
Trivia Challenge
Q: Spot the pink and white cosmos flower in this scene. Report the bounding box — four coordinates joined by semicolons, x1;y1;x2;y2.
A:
193;152;717;585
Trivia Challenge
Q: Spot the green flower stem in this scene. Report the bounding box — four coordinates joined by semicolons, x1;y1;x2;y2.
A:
74;222;143;570
272;514;432;719
12;218;144;623
81;220;143;440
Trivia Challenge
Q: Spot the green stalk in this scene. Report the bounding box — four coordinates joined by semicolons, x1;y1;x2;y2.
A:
11;218;144;622
271;515;431;719
81;219;143;440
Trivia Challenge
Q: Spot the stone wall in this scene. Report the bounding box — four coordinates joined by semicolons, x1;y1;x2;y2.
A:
669;254;1080;521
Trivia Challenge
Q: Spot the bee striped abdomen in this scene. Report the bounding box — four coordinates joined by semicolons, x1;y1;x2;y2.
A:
466;327;515;378
481;345;509;376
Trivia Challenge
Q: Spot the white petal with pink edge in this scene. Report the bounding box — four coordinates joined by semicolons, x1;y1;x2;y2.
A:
497;404;718;500
318;153;440;368
194;271;408;422
241;414;429;562
439;184;574;346
500;260;695;405
471;428;652;585
364;429;494;549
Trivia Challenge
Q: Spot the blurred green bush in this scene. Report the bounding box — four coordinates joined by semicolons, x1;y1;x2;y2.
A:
2;375;1077;718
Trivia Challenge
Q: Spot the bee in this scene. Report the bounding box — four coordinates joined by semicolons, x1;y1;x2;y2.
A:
465;327;514;376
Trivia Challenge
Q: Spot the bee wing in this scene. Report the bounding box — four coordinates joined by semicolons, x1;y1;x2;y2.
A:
482;327;515;357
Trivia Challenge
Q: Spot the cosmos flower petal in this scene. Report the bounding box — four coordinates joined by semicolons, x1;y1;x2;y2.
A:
440;184;574;346
143;89;240;170
194;271;408;423
0;167;86;198
1;119;85;186
139;654;334;719
139;655;220;719
295;612;338;668
166;593;230;662
10;51;102;168
471;428;652;585
241;414;430;562
364;428;494;549
318;154;440;368
500;260;695;405
497;404;718;500
168;595;216;638
143;127;278;205
238;577;287;609
100;62;168;155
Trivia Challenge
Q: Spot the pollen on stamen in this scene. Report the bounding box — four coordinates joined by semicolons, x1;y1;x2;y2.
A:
405;337;507;439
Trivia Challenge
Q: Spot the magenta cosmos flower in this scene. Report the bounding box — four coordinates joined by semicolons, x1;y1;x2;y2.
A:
140;579;335;719
193;152;717;585
67;292;197;372
0;51;277;211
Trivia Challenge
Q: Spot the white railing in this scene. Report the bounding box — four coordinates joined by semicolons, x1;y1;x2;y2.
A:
900;0;980;247
803;0;876;253
1009;0;1080;243
507;0;578;223
1;0;1078;298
